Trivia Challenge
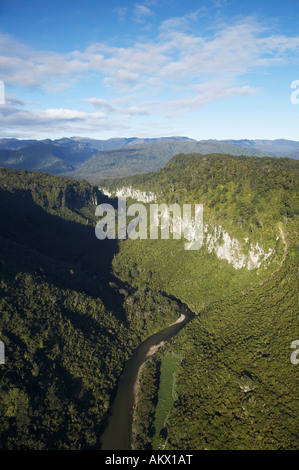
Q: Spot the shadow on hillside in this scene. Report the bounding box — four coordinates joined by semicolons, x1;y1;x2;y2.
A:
0;188;126;321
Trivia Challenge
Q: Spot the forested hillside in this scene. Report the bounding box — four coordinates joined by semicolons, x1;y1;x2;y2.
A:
66;140;272;181
0;168;180;449
1;137;298;181
0;151;298;450
100;153;299;450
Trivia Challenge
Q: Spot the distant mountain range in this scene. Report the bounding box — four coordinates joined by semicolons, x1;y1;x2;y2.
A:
0;136;298;180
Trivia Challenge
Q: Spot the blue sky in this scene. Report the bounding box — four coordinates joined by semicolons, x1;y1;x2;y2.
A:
0;0;299;140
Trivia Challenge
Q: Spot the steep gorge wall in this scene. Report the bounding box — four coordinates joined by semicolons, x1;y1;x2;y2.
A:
99;186;276;270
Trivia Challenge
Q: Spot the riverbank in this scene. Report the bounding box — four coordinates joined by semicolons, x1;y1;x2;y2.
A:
134;314;186;399
100;310;192;450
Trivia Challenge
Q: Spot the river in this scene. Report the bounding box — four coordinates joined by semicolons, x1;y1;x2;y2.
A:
99;303;194;450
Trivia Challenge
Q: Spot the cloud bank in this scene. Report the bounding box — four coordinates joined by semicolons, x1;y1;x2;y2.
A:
1;12;299;137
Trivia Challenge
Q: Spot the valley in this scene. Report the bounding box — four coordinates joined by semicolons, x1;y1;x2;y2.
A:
1;0;299;455
0;148;298;450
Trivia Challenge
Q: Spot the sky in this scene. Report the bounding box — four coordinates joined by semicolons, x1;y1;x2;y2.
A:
0;0;299;141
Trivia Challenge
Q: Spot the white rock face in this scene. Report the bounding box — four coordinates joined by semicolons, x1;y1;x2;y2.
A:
100;188;112;198
204;225;273;269
150;203;204;250
100;186;157;203
99;186;274;270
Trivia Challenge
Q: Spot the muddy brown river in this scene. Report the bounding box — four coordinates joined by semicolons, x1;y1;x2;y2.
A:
99;304;194;450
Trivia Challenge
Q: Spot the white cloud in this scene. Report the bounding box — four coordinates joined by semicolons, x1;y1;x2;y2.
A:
164;82;258;115
133;3;154;23
114;7;127;22
2;19;299;93
4;94;37;107
84;97;149;115
84;98;115;113
0;102;129;138
212;0;227;8
1;14;299;137
159;8;207;33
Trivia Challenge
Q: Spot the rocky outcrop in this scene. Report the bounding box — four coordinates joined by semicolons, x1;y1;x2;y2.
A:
204;225;273;270
99;186;276;270
100;186;156;203
54;184;99;210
